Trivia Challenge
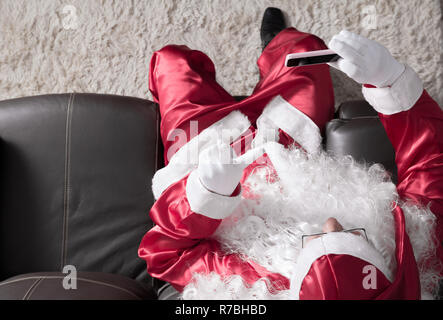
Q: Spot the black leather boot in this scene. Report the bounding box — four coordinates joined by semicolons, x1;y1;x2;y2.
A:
260;7;287;50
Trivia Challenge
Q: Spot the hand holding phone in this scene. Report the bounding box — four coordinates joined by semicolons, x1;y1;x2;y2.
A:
327;30;405;87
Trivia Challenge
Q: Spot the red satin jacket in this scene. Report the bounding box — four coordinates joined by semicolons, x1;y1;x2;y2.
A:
139;27;442;300
139;88;443;299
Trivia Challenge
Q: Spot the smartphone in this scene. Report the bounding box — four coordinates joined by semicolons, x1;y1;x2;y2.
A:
285;49;341;67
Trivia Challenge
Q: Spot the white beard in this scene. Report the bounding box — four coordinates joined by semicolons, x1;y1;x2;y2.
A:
182;144;442;300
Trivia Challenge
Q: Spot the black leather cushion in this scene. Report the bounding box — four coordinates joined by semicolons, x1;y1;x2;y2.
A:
0;94;160;291
0;272;155;300
337;100;378;119
325;117;397;184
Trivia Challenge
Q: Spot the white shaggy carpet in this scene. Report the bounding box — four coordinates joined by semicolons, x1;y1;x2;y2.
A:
0;0;442;108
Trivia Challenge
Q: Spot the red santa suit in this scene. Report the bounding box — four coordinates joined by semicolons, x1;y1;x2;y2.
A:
138;28;443;299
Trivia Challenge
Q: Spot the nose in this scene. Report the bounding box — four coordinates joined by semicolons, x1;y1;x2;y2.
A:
305;217;345;246
322;217;344;233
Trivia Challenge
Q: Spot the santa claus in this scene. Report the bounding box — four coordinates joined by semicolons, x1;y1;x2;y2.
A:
138;8;443;300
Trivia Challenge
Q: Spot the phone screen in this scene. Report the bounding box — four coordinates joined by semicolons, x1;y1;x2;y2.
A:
286;53;340;67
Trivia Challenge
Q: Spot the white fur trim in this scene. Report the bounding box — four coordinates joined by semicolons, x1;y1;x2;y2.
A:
362;64;423;115
290;232;393;299
186;169;242;219
253;95;322;154
152;110;251;199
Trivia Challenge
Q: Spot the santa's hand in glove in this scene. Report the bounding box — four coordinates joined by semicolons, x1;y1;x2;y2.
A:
197;143;265;196
328;30;405;88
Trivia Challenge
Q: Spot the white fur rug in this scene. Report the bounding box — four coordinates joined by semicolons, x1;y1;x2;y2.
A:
0;0;442;107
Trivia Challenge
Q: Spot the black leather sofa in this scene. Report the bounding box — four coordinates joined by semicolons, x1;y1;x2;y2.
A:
0;93;398;299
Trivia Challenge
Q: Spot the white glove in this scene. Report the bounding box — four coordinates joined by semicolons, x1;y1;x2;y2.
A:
328;30;405;88
197;143;265;196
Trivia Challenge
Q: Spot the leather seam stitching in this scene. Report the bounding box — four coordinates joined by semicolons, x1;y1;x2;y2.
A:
22;277;44;300
157;283;170;295
62;92;75;270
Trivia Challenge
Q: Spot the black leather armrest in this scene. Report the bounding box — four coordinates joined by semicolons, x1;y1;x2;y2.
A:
0;272;156;300
326;100;397;184
338;100;378;119
325;117;397;184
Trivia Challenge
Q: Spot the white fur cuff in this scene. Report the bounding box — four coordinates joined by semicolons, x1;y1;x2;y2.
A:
362;64;423;115
152;110;251;200
186;170;242;220
255;95;322;154
290;232;393;299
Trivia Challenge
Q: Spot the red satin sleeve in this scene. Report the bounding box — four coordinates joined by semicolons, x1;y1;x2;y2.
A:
378;90;443;259
138;174;290;292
